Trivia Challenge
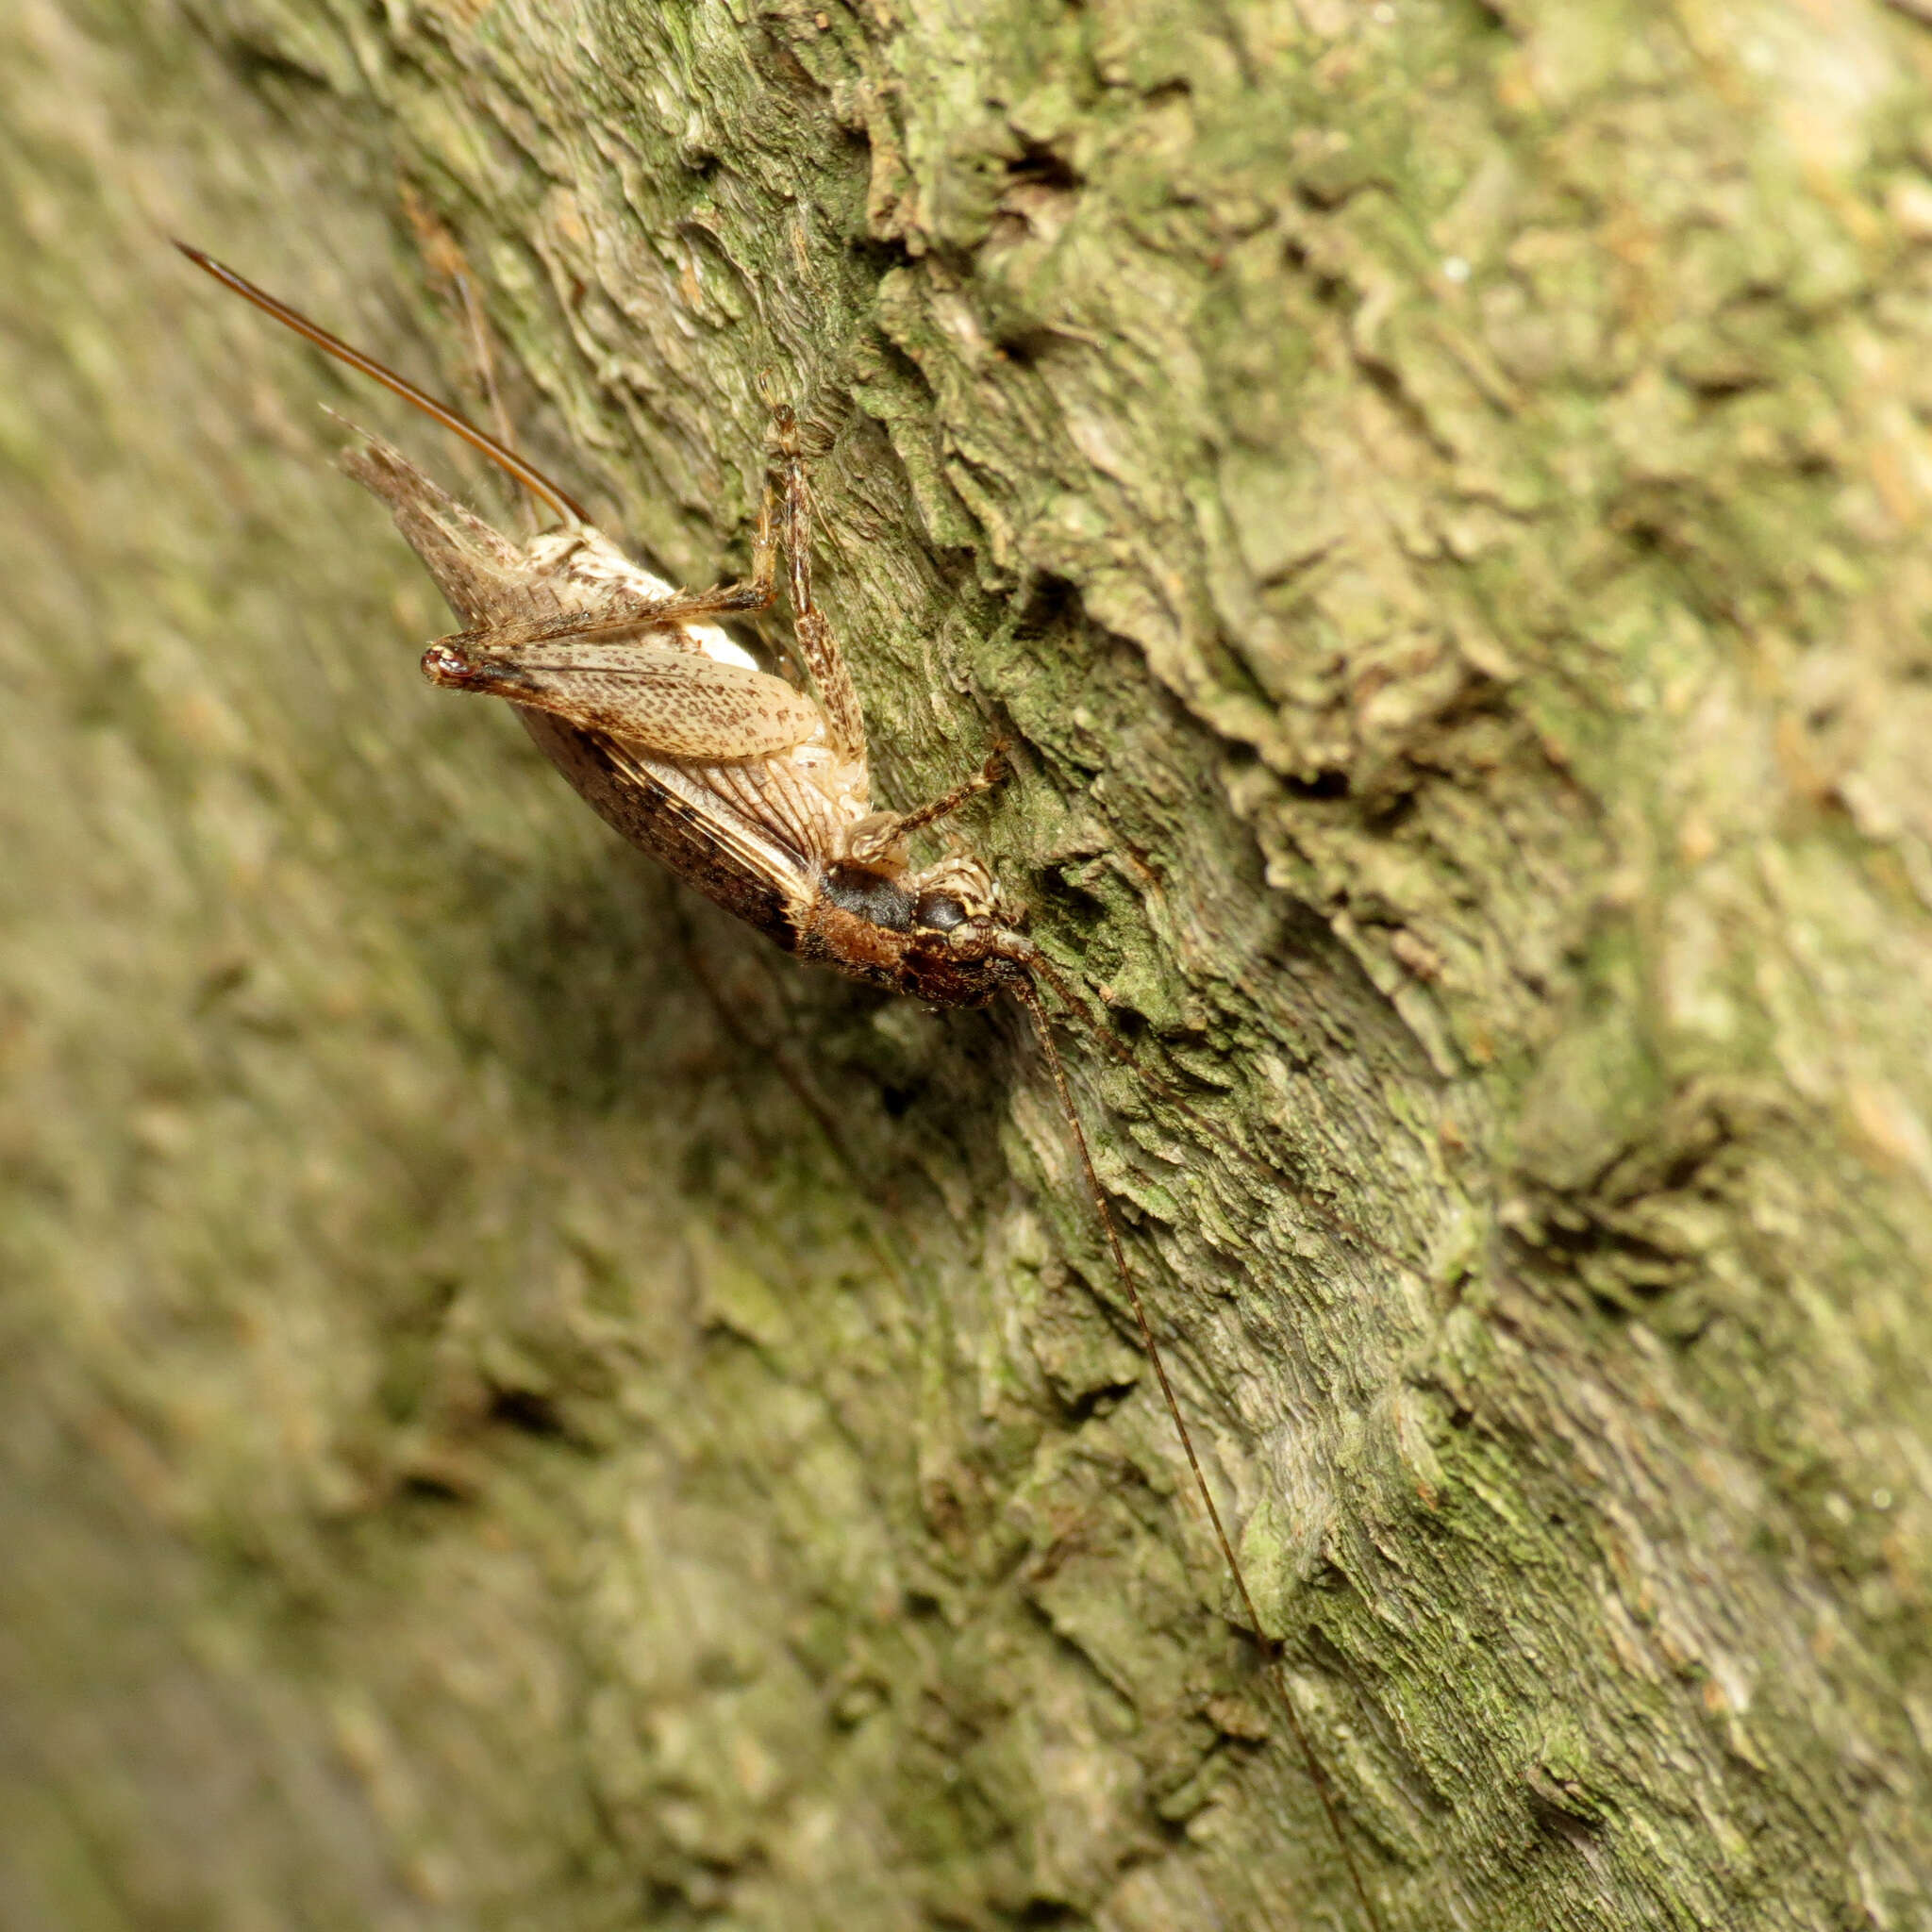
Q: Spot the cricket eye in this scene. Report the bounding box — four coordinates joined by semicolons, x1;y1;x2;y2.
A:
913;891;968;933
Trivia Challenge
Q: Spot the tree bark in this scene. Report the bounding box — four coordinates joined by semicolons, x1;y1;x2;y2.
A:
6;1;1932;1927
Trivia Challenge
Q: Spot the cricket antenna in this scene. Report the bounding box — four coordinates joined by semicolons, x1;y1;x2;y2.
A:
1016;947;1412;1280
1011;974;1386;1932
174;241;591;528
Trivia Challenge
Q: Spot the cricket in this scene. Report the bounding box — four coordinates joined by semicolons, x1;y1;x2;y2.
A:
176;241;1382;1931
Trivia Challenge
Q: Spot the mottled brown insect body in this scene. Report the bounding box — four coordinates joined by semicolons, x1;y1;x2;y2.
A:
329;415;1032;1011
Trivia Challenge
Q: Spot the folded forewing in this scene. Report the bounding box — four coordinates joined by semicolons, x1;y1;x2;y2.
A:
595;735;812;913
458;642;824;761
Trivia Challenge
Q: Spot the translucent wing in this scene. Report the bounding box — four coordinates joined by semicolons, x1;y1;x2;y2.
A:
425;636;824;762
336;424;568;630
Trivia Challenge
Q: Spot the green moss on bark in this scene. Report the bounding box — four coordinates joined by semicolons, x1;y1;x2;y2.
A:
6;0;1932;1927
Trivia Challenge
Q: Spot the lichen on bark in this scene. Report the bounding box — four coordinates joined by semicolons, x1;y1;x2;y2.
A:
6;0;1932;1927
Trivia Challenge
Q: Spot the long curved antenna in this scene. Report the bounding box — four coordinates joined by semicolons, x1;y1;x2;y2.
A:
454;268;537;541
1011;974;1385;1932
174;242;591;527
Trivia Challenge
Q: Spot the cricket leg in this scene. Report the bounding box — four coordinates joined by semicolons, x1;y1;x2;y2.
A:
439;475;782;644
415;454;775;658
842;747;1010;865
626;458;783;628
892;744;1009;838
450;270;535;541
417;468;820;759
755;381;868;764
561;388;865;748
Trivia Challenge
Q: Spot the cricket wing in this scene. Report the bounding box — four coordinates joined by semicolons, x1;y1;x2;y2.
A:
518;714;810;939
334;421;530;627
425;637;824;762
335;418;664;638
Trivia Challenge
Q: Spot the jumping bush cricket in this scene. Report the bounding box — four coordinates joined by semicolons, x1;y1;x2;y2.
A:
176;241;1383;1931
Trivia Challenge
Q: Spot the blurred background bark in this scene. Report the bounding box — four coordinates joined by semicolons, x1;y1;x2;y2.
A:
6;1;1932;1927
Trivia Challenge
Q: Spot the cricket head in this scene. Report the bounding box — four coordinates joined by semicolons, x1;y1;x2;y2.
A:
896;854;1048;1008
893;922;1037;1009
802;849;1038;1007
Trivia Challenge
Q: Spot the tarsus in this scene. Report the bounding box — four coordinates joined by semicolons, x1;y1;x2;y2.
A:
1012;975;1385;1932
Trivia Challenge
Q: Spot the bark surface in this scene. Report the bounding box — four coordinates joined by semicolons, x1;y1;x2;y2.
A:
6;2;1932;1928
